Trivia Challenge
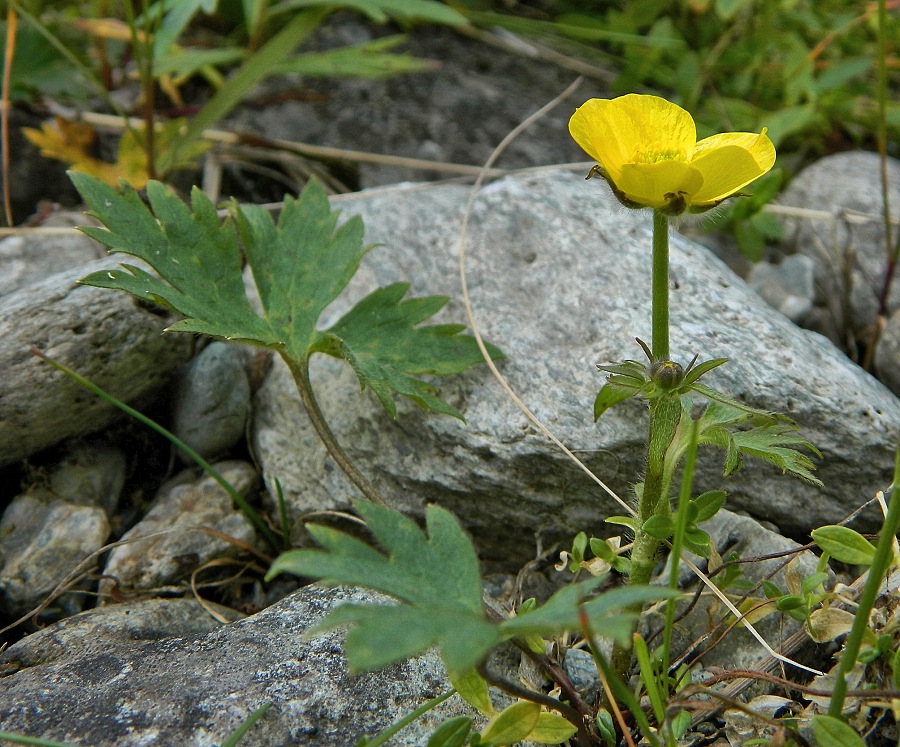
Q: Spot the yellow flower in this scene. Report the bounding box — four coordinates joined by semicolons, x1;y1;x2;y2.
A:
569;94;775;215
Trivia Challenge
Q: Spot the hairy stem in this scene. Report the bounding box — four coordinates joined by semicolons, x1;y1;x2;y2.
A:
612;211;678;681
611;394;681;679
282;353;388;506
652;211;670;361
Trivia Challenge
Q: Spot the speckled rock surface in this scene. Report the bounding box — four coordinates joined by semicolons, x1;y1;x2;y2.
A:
0;490;109;617
0;587;469;746
252;172;899;567
172;342;252;462
0;212;105;297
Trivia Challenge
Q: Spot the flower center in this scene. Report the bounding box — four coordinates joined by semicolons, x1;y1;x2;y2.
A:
632;145;685;165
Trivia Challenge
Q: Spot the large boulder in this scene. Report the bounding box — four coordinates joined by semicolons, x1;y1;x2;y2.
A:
252;172;899;566
0;589;466;746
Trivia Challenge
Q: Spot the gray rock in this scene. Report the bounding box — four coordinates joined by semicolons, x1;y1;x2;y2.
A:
0;442;128;617
747;254;815;323
0;213;105;297
563;648;601;703
48;442;127;515
0;257;194;468
101;461;259;596
1;598;244;664
0;488;109;617
777;151;900;342
0;586;472;746
875;308;900;397
172;341;251;462
227;24;589;190
251;173;899;568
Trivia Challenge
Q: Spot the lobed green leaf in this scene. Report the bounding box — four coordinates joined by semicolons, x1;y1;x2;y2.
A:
74;173;495;418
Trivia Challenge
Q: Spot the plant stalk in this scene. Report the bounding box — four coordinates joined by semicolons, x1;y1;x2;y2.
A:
652;211;670;362
283;353;388;506
828;440;900;718
611;210;680;681
611;393;680;678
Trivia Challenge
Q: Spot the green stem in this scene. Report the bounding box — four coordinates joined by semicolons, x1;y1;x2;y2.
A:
828;441;900;718
611;210;677;681
652;211;670;362
611;393;681;679
282;353;388;506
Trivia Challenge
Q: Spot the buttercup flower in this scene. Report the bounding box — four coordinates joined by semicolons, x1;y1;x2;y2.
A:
569;94;776;215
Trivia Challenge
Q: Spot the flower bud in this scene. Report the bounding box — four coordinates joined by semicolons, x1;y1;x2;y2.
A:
650;359;684;390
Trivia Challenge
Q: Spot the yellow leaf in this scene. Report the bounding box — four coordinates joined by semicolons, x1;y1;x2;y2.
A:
807;607;856;643
23;117;151;188
72;18;146;43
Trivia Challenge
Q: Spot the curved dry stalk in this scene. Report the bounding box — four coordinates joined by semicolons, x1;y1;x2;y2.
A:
66;110;514;179
455;76;635;518
681;555;823;677
0;526;266;639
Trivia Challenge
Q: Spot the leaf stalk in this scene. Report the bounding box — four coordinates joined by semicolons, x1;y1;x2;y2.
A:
283;353;388;506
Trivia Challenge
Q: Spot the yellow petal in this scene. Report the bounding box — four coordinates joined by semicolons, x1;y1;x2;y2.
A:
569;95;697;184
690;130;776;204
617;161;704;211
569;100;631;183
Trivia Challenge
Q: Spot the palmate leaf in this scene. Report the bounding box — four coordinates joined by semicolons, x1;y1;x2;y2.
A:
695;402;822;486
73;173;282;345
314;283;503;419
266;501;674;677
73;173;495;418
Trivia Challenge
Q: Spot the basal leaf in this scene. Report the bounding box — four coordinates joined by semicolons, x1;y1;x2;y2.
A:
74;173;495;417
266;501;498;676
74;174;278;344
325;603;500;675
315;283;503;419
450;669;495;717
267;501;674;676
268;501;483;610
692;490;727;522
480;702;540;746
527;712;579;744
427;717;473;747
811;526;876;566
235;186;370;359
811;715;866;747
500;578;675;647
